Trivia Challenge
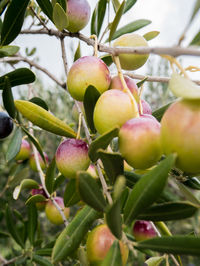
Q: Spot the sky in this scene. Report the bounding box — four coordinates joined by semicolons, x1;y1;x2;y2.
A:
11;0;200;86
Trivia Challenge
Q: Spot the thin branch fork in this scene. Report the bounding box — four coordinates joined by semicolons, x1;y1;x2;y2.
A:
21;29;200;57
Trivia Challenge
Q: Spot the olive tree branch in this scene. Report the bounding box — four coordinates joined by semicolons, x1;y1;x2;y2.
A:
29;6;49;31
2;254;24;266
60;37;113;205
0;55;65;88
21;29;200;57
1;56;200;86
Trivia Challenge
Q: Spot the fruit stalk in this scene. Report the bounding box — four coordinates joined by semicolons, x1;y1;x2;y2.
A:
90;35;98;57
114;56;139;117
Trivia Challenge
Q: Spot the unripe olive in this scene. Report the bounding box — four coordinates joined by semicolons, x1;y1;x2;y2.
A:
66;0;91;33
113;33;149;70
0;112;13;139
161;99;200;173
109;75;139;102
119;115;162;169
55;138;90;178
45;197;70;225
29;152;49;171
15;139;31;161
133;220;157;241
93;89;137;135
67;56;111;101
86;224;129;265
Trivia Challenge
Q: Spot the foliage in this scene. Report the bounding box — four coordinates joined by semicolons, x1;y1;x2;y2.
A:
0;1;200;266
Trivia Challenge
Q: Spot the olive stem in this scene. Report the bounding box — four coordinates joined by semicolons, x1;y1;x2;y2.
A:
114;56;139;117
90;35;98;57
161;55;189;78
76;113;82;140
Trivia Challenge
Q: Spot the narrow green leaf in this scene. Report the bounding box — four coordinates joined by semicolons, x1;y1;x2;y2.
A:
143;31;160;41
124;171;141;188
124;0;137;13
0;68;35;89
145;256;164;266
0;0;10;16
189;0;200;23
32;255;53;266
45;157;56;194
52;206;100;262
113;175;126;201
77;171;107;212
152;102;173;122
90;5;97;35
35;248;52;256
100;54;113;66
57;0;66;11
169;72;200;99
112;0;120;12
106;200;122;239
8;167;29;187
136;77;148;88
101;240;122;266
124;154;176;225
0;231;10;238
1;0;30;45
177;181;200;205
22;127;46;163
2;76;16;118
83;85;100;133
109;19;151;41
29;97;49;111
5;205;24;248
64;179;80;207
16;100;76;138
53;3;68;31
97;0;107;36
6;127;22;162
74;41;81;62
89;127;119;162
0;45;19;57
36;0;53;20
183;177;200;190
27;203;38;245
138;201;198;221
13;179;39;200
26;194;47;205
98;150;124;184
109;0;126;42
190;31;200;46
53;174;65;191
137;236;200;256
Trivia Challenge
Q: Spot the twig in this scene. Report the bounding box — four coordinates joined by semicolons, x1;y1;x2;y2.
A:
2;56;200;86
29;6;49;31
0;55;65;88
60;38;68;74
125;72;200;85
21;29;200;57
114;56;139;117
2;254;24;266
